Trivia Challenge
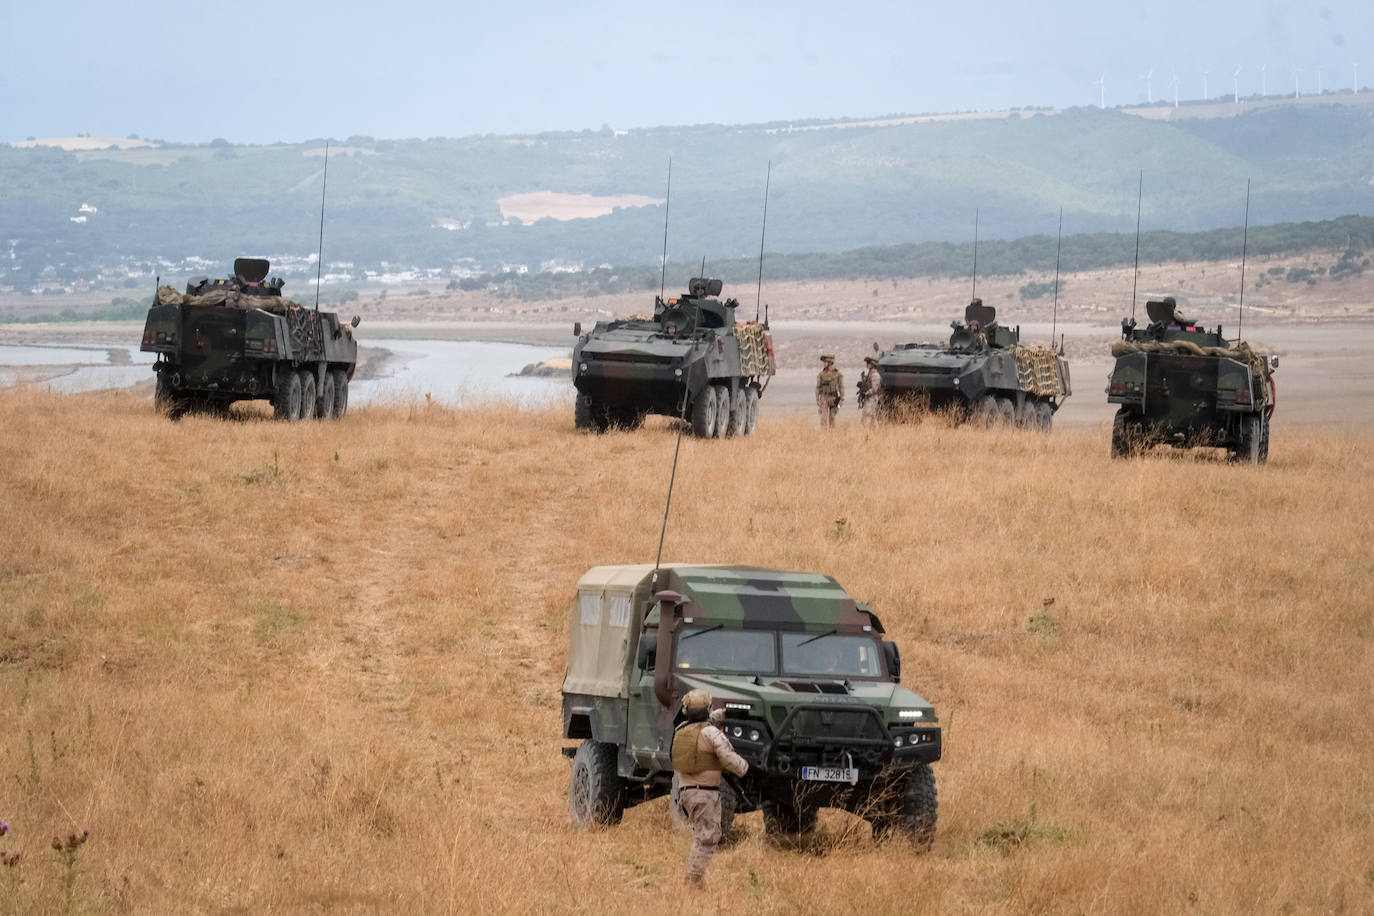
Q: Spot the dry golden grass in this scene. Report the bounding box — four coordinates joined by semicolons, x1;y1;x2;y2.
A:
1;387;1372;914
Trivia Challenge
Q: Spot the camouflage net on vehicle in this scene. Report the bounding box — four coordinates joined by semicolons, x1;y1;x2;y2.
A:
155;285;301;312
1012;346;1067;397
1110;339;1275;406
737;323;774;378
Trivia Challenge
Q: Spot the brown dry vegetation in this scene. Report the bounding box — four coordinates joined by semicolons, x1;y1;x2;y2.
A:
1;388;1372;914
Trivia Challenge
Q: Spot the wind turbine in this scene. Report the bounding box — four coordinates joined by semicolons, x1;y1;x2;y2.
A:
1233;66;1243;103
1170;71;1180;107
1293;65;1302;99
1095;73;1106;109
1142;68;1154;104
1317;65;1325;94
1355;62;1361;94
1202;68;1210;100
1259;63;1267;97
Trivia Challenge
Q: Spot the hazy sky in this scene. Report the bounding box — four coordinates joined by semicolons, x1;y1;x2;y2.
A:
3;1;1371;144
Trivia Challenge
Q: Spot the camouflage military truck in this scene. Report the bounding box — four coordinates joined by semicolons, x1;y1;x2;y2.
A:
571;278;775;436
140;258;359;420
1108;297;1277;463
876;299;1071;429
562;565;941;846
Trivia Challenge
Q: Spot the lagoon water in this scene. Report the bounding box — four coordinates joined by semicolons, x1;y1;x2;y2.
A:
0;339;572;406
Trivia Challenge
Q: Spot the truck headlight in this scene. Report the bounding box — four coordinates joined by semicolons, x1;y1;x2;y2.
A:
731;726;743;738
897;710;924;719
892;735;904;747
749;730;760;742
674;368;683;377
578;362;587;372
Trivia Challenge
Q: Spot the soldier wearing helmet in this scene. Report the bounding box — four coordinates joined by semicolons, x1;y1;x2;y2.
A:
857;356;883;425
815;355;844;427
673;688;749;886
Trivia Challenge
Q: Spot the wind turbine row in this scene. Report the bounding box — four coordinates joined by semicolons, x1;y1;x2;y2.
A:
1093;61;1366;108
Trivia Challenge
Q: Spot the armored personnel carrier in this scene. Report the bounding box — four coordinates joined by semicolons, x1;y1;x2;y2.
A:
875;299;1071;429
562;564;940;846
571;278;774;436
140;258;359;420
1107;297;1277;462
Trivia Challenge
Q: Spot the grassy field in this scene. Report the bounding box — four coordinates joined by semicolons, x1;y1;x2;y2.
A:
1;388;1371;914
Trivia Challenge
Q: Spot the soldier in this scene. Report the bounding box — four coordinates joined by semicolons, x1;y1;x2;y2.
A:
673;689;749;887
857;356;883;425
967;320;988;350
815;355;843;427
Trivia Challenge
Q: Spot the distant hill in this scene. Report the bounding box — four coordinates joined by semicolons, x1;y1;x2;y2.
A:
3;101;1374;291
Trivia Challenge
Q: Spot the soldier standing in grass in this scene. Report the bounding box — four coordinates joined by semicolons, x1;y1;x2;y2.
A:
857;356;883;425
815;355;843;427
673;689;748;886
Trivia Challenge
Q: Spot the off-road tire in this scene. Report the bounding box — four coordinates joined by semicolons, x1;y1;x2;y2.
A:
273;368;303;421
971;395;998;427
1111;408;1133;459
870;763;937;850
329;369;349;419
712;384;731;438
574;396;595;431
1258;412;1269;462
726;387;748;437
568;741;624;829
743;386;760;435
1238;415;1265;464
298;370;318;420
1036;401;1054;432
995;397;1015;425
316;371;335;420
669;772;739;837
762;796;819;838
690;386;718;438
1015;399;1037;428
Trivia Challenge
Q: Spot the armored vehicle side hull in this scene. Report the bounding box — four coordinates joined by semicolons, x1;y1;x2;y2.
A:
878;343;1070;429
561;565;940;847
141;272;358;421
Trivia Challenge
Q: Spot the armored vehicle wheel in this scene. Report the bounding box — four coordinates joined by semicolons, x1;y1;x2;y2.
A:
762;797;818;837
154;371;175;413
690;386;718;438
971;395;998;427
1014;399;1037;428
1259;413;1269;462
743;386;760;435
298;370;318;420
574;396;594;431
712;384;731;438
995;397;1015;425
328;369;349;418
1036;401;1054;431
1237;415;1267;465
870;763;937;850
317;371;335;420
1111;408;1140;459
726;387;748;437
669;772;738;836
273;369;303;421
329;369;349;419
568;740;624;829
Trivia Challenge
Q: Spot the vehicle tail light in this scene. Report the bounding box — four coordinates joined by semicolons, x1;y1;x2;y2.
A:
263;339;277;354
1234;388;1251;405
142;331;154;345
1108;380;1125;396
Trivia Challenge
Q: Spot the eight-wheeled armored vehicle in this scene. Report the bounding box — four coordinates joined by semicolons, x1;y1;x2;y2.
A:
140;258;359;420
876;299;1071;429
1107;297;1277;462
571;278;774;436
562;564;941;845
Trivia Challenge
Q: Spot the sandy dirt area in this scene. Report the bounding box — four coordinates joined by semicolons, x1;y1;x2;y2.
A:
496;191;662;224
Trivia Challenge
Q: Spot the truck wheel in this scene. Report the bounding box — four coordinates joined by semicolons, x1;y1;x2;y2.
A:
762;797;819;837
329;369;349;419
726;387;747;437
871;763;937;850
154;371;175;413
1258;413;1269;463
743;386;760;435
316;372;335;420
971;395;998;427
1036;401;1054;432
568;741;624;829
669;772;738;837
1239;415;1263;464
1014;399;1037;428
298;371;317;420
690;386;718;438
712;385;731;438
273;369;302;421
995;397;1015;425
1111;408;1132;459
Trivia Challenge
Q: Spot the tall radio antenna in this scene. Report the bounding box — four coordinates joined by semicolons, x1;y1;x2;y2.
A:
1130;170;1143;322
313;141;329;312
659;158;672;303
1237;178;1251;341
971;208;980;302
755;160;771;323
1051;207;1063;346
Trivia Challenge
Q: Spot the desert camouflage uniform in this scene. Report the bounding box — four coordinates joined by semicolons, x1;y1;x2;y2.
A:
676;719;748;885
815;361;844;427
859;364;883;425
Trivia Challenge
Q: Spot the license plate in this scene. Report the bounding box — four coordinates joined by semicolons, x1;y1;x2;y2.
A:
801;766;858;783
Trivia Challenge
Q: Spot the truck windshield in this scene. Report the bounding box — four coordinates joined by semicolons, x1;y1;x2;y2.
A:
675;628;777;674
781;633;884;678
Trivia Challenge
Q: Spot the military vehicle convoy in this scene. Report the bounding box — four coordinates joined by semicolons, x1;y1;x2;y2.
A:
562;564;940;846
140;258;359;420
875;299;1071;429
1108;297;1277;462
571;278;774;436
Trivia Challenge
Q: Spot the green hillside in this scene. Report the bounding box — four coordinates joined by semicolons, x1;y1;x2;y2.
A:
3;104;1373;289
